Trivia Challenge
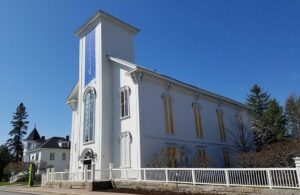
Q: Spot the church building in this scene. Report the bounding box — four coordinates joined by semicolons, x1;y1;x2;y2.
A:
67;11;252;172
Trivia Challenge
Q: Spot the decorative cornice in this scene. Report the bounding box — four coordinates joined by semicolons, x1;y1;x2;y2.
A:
194;92;201;100
75;10;140;38
131;71;143;83
165;81;172;92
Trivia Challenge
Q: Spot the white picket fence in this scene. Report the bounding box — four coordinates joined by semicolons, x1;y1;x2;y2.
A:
42;167;300;189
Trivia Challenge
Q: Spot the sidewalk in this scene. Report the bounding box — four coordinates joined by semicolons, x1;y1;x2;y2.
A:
0;185;138;195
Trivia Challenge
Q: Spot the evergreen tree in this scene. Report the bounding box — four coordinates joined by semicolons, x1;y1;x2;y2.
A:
246;84;270;150
6;103;29;162
263;98;286;143
0;145;11;181
285;95;300;137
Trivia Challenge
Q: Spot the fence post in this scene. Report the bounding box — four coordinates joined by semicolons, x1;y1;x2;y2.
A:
144;169;146;181
109;163;113;180
224;169;229;187
293;157;300;188
91;164;95;181
165;169;168;183
83;165;88;181
50;168;55;181
192;169;196;185
266;169;272;189
46;168;50;182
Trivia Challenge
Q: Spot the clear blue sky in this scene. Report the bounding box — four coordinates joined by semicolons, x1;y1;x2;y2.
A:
0;0;300;145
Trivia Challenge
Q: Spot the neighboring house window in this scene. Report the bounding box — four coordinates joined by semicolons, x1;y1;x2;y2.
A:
216;109;226;141
50;153;55;161
223;150;230;168
192;103;204;138
36;154;39;161
83;88;96;143
31;156;34;160
28;143;31;149
165;145;178;167
120;132;132;168
62;153;66;161
163;94;174;134
198;148;207;167
120;87;130;118
61;142;69;148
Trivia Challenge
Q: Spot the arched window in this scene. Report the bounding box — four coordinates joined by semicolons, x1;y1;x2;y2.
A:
120;132;132;168
120;87;130;118
83;88;96;143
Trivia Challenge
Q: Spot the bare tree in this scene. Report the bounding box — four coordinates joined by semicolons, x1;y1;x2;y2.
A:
226;111;255;167
148;145;193;168
227;112;255;153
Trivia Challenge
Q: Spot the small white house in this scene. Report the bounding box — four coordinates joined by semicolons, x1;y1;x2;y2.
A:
67;11;252;172
23;128;70;172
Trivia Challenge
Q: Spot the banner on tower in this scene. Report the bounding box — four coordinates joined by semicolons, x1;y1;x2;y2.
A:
85;28;96;86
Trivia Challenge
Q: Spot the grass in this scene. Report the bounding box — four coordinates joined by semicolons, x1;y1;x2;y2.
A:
0;181;27;186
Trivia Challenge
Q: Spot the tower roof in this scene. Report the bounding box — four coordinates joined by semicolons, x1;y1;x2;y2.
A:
75;10;140;38
26;128;41;141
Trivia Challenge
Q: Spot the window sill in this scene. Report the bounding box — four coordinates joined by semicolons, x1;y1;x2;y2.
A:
166;132;175;136
120;166;131;169
83;141;94;145
120;115;130;120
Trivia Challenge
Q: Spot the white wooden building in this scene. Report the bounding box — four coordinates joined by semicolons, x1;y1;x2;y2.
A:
23;128;70;172
67;11;252;172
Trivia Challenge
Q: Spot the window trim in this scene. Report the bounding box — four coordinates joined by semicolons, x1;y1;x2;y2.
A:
197;147;207;167
50;153;55;161
120;86;131;119
216;109;226;141
83;87;96;144
120;131;132;168
62;153;67;161
222;149;230;168
192;103;204;139
162;94;175;135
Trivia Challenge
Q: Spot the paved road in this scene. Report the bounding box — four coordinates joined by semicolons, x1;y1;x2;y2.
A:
0;188;138;195
0;190;37;195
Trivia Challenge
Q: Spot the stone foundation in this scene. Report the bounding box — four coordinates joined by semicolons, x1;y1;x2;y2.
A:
43;180;300;194
113;180;300;195
44;181;93;190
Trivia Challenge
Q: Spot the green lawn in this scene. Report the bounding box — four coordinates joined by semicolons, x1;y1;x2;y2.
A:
0;181;27;186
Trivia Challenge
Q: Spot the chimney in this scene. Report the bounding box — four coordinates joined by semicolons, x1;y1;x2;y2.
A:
66;135;69;141
41;136;45;140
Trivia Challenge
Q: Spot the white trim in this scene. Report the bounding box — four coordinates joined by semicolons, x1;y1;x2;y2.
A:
75;10;139;38
107;55;137;69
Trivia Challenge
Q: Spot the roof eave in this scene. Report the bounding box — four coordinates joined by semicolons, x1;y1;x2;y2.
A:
66;81;79;104
128;67;250;110
75;10;140;38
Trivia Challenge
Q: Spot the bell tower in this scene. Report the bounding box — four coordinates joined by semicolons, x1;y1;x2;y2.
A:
74;11;139;169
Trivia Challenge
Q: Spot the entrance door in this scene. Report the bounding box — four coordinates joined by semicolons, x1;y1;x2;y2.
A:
83;159;91;170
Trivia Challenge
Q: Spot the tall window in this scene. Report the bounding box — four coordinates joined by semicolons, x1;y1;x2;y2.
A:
62;153;66;161
223;149;230;168
120;87;130;118
165;146;178;167
163;95;174;134
216;109;226;141
198;148;207;167
120;132;131;168
50;153;55;161
193;103;204;138
84;88;96;143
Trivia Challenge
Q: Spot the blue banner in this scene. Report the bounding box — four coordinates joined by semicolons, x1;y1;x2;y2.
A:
85;28;96;86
